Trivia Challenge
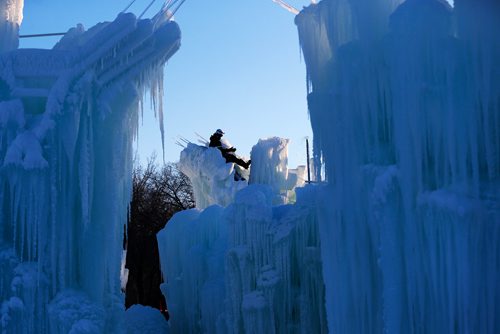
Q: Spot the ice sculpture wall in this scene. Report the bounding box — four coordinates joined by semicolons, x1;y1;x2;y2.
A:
158;185;327;334
0;10;180;333
296;0;499;333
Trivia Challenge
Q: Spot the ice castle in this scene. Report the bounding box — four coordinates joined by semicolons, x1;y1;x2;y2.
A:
0;0;498;333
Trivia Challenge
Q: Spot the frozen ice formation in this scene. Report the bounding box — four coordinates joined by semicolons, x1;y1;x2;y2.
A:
0;0;23;53
1;0;499;332
158;185;327;334
249;137;306;204
159;138;323;333
296;0;500;333
178;143;249;210
0;6;180;333
179;137;306;209
159;0;499;333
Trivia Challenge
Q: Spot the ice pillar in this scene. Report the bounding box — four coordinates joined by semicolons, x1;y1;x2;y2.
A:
0;0;23;53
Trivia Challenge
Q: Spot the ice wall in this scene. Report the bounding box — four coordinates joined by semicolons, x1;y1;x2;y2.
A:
158;185;327;334
0;0;23;53
296;0;499;333
0;10;180;333
159;138;324;333
295;0;402;180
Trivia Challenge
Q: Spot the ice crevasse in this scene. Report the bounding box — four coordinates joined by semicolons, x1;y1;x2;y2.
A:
0;4;181;333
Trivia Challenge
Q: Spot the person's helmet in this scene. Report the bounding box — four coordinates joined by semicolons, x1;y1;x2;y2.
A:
215;129;225;135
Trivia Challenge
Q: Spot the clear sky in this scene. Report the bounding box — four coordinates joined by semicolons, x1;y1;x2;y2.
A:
20;0;313;167
20;0;453;167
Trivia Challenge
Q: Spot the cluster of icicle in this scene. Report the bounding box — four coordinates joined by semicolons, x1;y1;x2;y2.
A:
158;138;325;333
296;0;499;333
0;11;180;333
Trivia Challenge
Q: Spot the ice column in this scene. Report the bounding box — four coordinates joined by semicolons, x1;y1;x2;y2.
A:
249;137;305;204
0;0;23;53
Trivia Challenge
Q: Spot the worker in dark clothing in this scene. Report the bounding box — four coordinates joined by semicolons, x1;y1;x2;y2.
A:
209;129;251;169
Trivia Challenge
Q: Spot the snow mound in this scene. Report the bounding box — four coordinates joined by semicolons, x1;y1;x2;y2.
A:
47;290;105;334
125;305;169;334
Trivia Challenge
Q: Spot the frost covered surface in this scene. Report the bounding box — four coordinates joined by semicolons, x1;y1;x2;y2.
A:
297;0;500;333
158;184;327;333
0;8;180;333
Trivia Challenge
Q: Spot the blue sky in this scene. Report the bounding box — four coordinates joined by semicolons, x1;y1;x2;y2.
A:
20;0;453;167
20;0;313;167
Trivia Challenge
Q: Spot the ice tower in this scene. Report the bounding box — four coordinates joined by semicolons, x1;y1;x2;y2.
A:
296;0;499;333
0;6;180;333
